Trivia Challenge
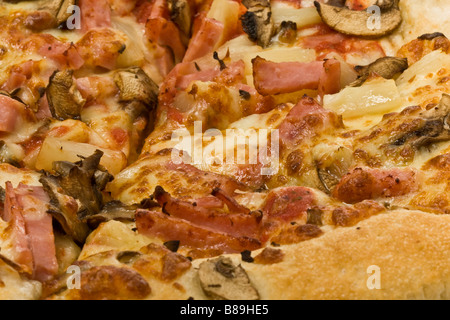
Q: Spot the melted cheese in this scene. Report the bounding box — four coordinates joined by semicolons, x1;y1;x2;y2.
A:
396;50;450;108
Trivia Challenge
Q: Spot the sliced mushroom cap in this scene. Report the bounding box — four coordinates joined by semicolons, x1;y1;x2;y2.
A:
168;0;192;37
54;0;77;26
39;150;113;243
350;56;408;87
46;69;86;121
391;94;450;148
241;0;275;48
113;67;159;110
317;146;353;193
83;200;138;229
198;256;260;300
314;0;402;38
21;0;77;30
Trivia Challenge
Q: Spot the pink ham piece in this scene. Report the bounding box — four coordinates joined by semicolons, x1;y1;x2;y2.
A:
263;187;316;223
146;17;186;63
1;182;58;282
1;60;34;93
183;17;224;62
37;37;85;70
79;0;112;32
333;167;421;204
278;95;343;146
135;209;262;253
15;184;58;282
0;95;23;133
252;56;341;96
2;182;34;275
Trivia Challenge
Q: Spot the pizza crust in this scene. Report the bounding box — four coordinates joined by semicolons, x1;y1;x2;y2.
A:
182;209;450;300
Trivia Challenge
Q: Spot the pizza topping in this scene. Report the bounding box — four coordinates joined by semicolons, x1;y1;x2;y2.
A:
24;0;77;31
278;95;343;146
183;16;224;62
240;0;275;48
252;56;341;96
39;150;112;242
79;0;112;32
84;201;138;229
388;94;450;149
262;186;315;223
314;0;402;38
0;95;24;133
350;56;408;87
317;147;353;194
135;209;262;253
198;256;260;300
1;182;34;275
277;20;298;44
14;184;58;282
46;69;86;121
1;182;58;281
76;29;126;70
168;0;192;37
153;186;261;238
113;67;159;108
332;167;420;203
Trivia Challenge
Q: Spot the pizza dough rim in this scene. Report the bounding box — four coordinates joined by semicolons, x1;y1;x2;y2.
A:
180;209;450;300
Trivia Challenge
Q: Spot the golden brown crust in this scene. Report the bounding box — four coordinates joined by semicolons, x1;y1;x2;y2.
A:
240;210;450;300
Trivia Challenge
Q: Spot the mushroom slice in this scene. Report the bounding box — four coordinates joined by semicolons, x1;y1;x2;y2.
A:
314;0;402;38
168;0;192;37
317;146;353;193
198;257;260;300
241;0;275;48
391;94;450;149
46;69;86;121
39;150;113;243
54;0;77;26
84;201;138;229
22;0;77;30
113;67;159;110
350;56;408;87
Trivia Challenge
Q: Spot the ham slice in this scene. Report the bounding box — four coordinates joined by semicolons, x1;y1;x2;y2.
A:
183;17;224;62
15;184;58;282
0;95;22;133
333;167;421;204
278;95;342;146
1;182;58;281
79;0;112;32
263;187;315;223
153;186;261;238
2;182;34;275
252;56;341;96
135;209;262;253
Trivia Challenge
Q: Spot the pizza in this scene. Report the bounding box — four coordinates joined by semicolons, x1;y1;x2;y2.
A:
0;0;449;300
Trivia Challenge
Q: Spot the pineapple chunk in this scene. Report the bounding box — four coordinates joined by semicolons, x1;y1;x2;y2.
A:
271;6;322;28
207;0;240;47
35;137;127;175
323;78;402;119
